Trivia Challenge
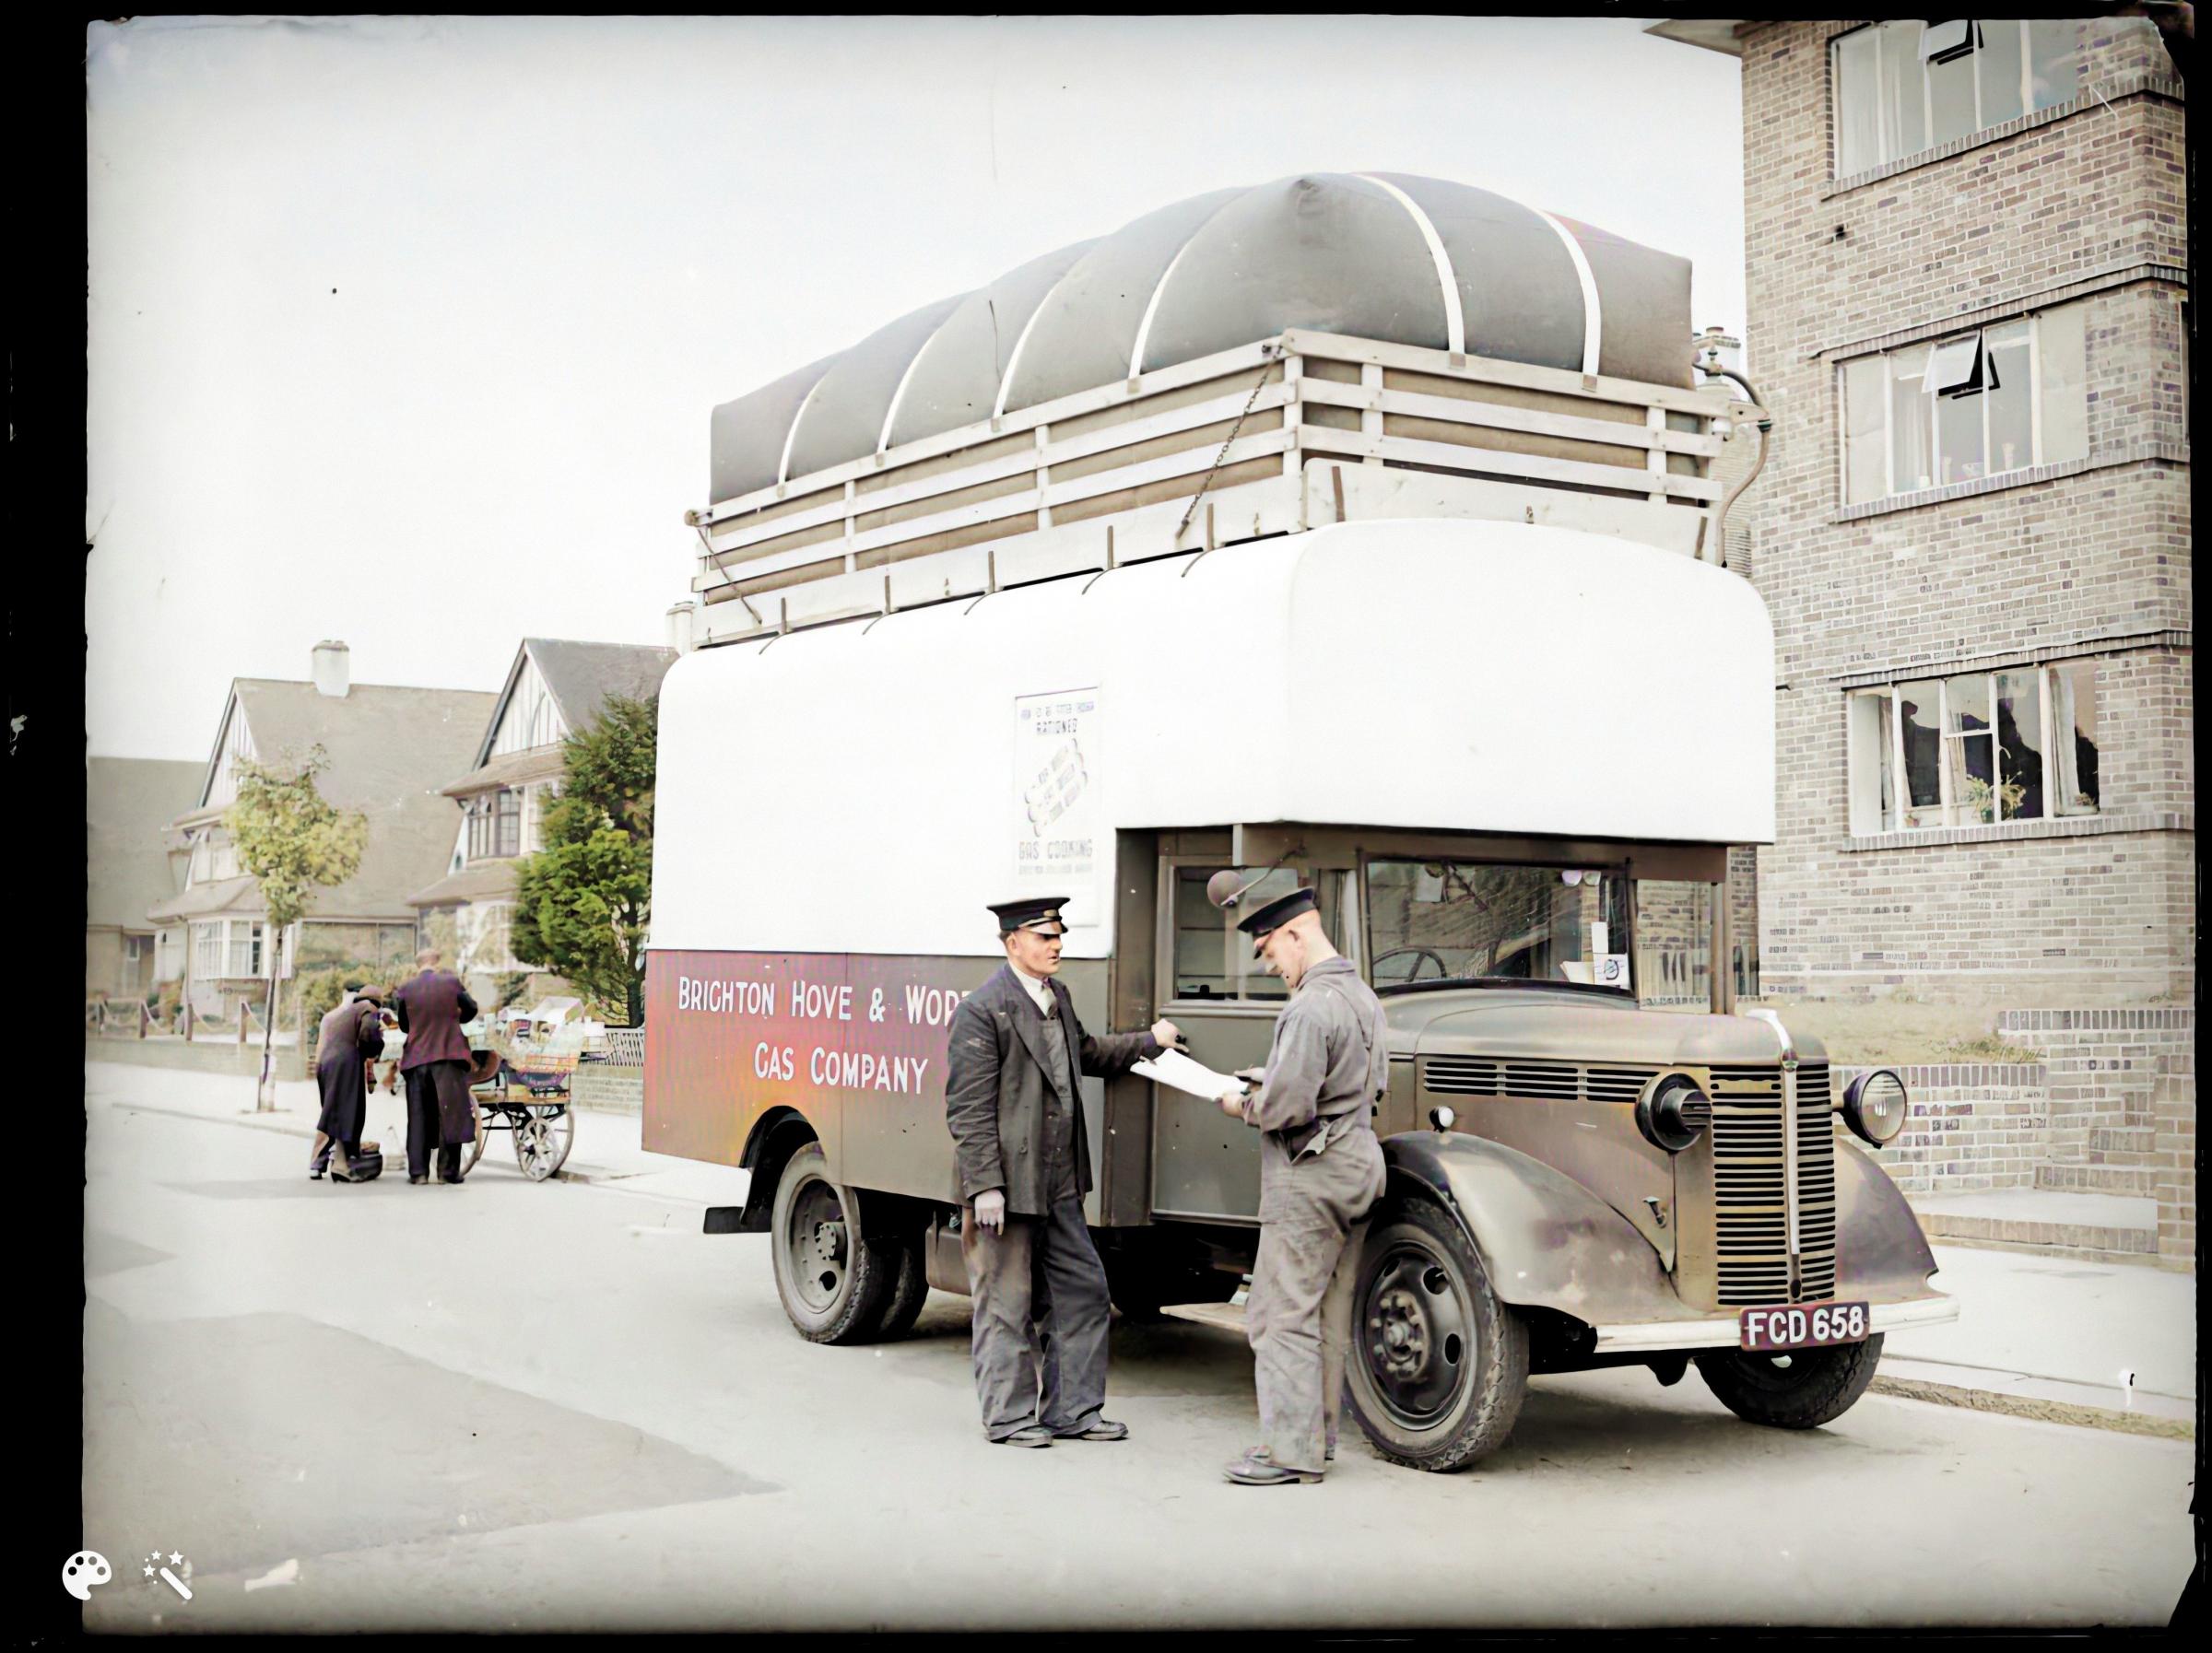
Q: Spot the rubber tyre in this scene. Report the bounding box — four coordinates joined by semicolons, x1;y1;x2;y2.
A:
1695;1332;1886;1429
770;1143;896;1344
1345;1195;1529;1472
865;1230;931;1342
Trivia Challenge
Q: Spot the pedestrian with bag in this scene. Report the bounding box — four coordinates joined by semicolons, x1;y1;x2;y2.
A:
310;980;385;1182
944;895;1182;1448
1209;880;1389;1485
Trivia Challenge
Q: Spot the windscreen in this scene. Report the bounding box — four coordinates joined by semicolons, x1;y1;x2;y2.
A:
1364;860;1635;991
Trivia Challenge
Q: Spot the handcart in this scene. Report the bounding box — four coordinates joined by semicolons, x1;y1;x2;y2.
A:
462;1047;577;1182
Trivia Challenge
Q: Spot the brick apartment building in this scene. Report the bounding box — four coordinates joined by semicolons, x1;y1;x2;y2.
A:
1653;17;2192;1263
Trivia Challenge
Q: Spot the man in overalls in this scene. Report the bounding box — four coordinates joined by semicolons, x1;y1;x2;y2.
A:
1213;885;1388;1485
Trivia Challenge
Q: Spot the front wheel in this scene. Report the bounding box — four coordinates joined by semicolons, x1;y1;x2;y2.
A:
1695;1333;1886;1429
770;1143;896;1344
1344;1195;1528;1472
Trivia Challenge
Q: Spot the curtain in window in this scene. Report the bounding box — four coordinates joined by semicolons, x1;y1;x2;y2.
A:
2028;19;2079;110
2050;662;2100;815
1984;321;2033;473
1878;20;1928;158
1842;356;1888;502
1835;27;1882;175
2035;302;2088;464
1980;21;2027;125
1889;347;1934;492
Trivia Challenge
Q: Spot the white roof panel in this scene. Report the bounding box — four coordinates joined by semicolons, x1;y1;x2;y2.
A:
650;520;1772;960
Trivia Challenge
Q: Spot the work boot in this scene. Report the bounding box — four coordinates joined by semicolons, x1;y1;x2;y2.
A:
1053;1419;1128;1442
993;1424;1054;1448
1223;1448;1322;1486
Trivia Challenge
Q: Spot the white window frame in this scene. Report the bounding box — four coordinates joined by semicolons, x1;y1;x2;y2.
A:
1849;662;2100;835
1831;19;2077;177
1838;308;2068;504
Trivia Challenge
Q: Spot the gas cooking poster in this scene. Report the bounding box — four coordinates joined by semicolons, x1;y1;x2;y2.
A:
1013;686;1101;925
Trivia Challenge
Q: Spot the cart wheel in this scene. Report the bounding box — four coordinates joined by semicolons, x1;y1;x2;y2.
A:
513;1103;574;1182
464;1096;489;1174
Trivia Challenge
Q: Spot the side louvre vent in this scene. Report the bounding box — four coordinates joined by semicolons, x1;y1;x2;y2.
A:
1420;1058;1660;1103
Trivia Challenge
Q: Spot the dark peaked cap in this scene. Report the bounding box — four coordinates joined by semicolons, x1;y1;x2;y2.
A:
988;896;1069;936
1237;886;1318;950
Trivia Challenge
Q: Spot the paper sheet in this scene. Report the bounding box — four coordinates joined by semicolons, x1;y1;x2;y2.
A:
1133;1049;1244;1101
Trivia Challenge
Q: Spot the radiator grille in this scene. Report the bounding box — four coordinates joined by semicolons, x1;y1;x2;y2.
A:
1712;1063;1837;1307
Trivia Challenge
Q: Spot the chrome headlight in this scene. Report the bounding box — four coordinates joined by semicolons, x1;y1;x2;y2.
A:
1635;1071;1712;1154
1842;1068;1909;1145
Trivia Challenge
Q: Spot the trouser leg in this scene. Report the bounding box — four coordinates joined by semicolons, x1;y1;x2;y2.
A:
404;1071;437;1178
962;1208;1041;1439
1032;1197;1112;1436
438;1143;463;1181
1247;1207;1351;1474
1320;1217;1371;1454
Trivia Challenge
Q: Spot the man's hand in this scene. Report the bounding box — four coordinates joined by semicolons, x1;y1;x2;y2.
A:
1151;1018;1182;1050
1218;1088;1249;1120
973;1189;1007;1234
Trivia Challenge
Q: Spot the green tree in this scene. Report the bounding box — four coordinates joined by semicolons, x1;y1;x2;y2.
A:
225;744;369;1109
511;693;657;1026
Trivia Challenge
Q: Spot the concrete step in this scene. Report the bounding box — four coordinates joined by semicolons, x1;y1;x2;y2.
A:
2035;1163;2157;1197
1912;1187;2158;1260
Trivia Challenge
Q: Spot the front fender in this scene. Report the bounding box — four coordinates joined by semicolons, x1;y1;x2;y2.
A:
1383;1131;1701;1328
1834;1137;1941;1299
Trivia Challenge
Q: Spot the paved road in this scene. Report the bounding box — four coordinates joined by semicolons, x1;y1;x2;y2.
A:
81;1063;2194;1632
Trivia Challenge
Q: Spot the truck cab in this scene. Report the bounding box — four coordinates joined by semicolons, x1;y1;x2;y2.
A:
646;171;1955;1470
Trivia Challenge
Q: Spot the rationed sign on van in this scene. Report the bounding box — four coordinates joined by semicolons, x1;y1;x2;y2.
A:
643;950;999;1164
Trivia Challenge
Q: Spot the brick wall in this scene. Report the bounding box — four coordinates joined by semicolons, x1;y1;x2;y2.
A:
572;1063;643;1115
1997;1006;2194;1262
1735;18;2191;1008
85;1034;311;1083
1841;1061;2049;1195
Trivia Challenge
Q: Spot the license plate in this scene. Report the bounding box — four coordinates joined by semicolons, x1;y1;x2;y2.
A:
1738;1301;1870;1352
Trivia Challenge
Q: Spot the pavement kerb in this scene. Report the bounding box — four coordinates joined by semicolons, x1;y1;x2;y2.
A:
1866;1373;2195;1441
96;1093;637;1190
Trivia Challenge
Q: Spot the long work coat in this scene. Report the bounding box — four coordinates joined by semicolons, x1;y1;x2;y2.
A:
393;969;480;1145
312;996;385;1146
944;964;1157;1217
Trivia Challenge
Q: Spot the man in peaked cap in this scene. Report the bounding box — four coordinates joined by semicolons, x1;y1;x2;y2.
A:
944;895;1183;1447
1208;875;1389;1485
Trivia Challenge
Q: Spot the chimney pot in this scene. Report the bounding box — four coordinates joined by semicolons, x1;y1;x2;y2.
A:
665;602;698;655
312;639;351;698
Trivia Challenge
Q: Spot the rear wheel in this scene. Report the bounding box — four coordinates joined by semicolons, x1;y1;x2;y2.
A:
1345;1195;1528;1472
866;1230;931;1342
770;1143;896;1344
1695;1333;1886;1429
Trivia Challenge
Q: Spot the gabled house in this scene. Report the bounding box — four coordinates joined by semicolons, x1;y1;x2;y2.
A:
87;756;203;1002
147;640;498;1019
407;637;678;1002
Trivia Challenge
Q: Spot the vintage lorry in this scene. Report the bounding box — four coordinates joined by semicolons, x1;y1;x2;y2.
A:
645;172;1957;1470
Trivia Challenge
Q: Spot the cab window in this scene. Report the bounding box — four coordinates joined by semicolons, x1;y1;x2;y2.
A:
1364;859;1632;990
1167;864;1342;1002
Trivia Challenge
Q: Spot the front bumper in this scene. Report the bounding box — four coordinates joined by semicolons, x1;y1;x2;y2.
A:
1588;1293;1959;1354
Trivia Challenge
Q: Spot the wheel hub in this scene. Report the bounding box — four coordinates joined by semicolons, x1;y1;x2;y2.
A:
1359;1244;1475;1425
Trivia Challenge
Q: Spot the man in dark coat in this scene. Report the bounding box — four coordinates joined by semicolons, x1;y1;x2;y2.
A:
944;896;1181;1447
392;948;479;1185
310;981;384;1181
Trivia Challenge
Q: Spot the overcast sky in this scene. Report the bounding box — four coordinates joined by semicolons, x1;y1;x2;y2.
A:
85;15;1743;762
